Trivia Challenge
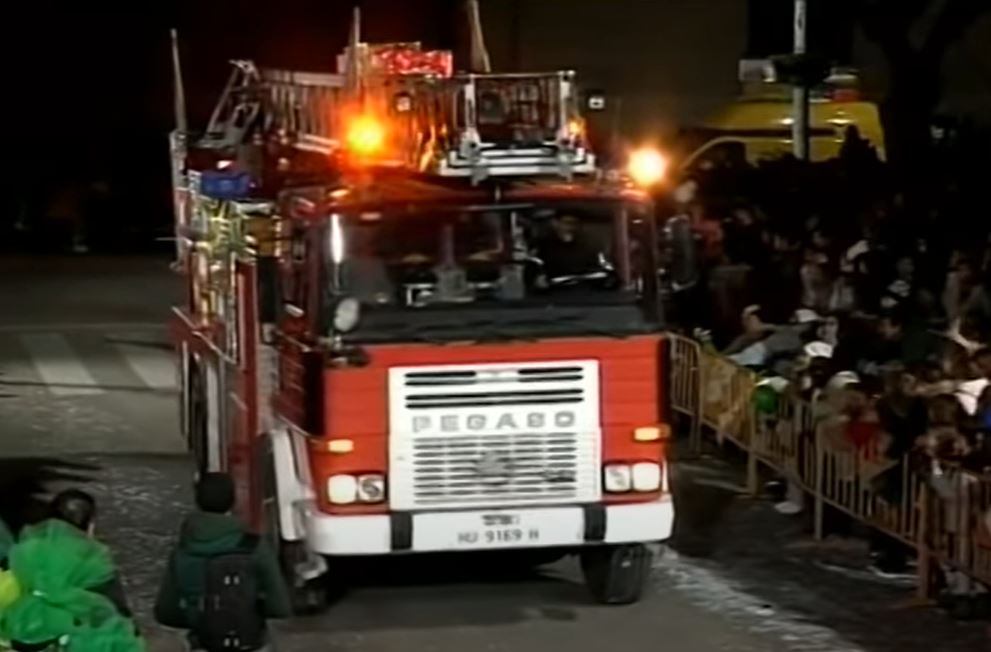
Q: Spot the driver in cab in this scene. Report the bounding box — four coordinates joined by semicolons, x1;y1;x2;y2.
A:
534;213;610;285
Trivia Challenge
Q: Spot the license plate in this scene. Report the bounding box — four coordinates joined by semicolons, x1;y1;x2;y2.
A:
455;512;540;548
411;507;585;552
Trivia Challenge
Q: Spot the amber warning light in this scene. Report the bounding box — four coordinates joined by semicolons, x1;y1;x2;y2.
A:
627;147;668;187
345;115;387;156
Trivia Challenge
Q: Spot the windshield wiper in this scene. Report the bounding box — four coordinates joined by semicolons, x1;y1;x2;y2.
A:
361;322;450;345
460;318;538;344
502;314;631;340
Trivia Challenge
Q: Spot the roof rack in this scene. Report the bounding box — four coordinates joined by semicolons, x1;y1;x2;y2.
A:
186;44;598;185
411;71;596;182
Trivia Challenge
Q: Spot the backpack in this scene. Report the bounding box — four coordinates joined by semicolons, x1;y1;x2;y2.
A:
192;536;265;652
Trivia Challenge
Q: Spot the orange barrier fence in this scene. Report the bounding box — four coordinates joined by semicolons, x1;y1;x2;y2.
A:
698;349;757;450
668;335;702;451
668;337;991;597
928;467;991;588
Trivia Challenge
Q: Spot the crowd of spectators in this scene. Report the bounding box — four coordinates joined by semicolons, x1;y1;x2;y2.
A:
669;136;991;619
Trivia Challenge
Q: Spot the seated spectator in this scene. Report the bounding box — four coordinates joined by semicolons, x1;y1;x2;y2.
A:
943;254;977;330
723;305;774;356
726;308;821;371
827;273;858;314
799;253;835;315
843;382;886;457
924;430;986;618
881;254;916;311
0;519;141;652
845;310;936;380
155;473;292;652
49;489;131;618
868;367;929;574
876;367;928;464
918;395;969;459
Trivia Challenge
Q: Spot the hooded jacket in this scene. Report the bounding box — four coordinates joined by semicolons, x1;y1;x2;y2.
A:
153;512;291;629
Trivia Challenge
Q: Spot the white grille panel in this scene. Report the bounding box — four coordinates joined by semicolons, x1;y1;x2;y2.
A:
389;360;601;511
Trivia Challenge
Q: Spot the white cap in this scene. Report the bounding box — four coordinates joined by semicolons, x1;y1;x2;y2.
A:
827;371;860;391
956;378;990;416
804;341;834;359
756;376;790;392
793;308;822;324
742;304;762;318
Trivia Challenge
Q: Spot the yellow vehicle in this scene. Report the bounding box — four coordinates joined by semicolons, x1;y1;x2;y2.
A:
680;85;886;170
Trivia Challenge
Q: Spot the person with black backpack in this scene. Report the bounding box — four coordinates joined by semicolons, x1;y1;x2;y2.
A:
154;473;292;651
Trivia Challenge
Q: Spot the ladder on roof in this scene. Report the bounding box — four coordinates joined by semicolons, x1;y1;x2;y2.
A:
199;60;347;155
199;61;597;181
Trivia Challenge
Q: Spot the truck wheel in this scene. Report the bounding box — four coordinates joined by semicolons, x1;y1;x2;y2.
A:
580;544;652;605
279;541;330;615
261;439;330;615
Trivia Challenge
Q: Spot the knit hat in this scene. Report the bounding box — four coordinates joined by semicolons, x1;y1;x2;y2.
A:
195;473;236;514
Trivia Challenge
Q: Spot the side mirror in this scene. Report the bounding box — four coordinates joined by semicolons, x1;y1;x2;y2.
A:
585;89;606;111
665;216;700;291
329;296;361;333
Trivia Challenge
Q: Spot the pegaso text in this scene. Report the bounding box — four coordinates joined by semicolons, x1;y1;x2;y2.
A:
412;410;578;434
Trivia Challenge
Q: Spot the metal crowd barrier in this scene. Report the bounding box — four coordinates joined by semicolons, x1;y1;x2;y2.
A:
698;349;756;450
928;466;991;588
668;337;991;597
667;334;702;451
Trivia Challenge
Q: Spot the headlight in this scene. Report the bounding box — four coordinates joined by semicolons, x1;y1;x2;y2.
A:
333;296;361;333
357;474;386;503
327;474;358;504
603;464;632;493
632;462;662;492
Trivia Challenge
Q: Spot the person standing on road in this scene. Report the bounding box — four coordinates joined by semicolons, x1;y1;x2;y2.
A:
154;473;291;652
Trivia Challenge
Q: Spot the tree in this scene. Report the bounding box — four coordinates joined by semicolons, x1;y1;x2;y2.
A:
857;0;990;177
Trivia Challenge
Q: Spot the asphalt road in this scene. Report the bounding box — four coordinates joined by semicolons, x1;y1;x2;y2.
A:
1;255;985;652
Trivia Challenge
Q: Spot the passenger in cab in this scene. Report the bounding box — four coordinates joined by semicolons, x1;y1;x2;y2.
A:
534;213;610;283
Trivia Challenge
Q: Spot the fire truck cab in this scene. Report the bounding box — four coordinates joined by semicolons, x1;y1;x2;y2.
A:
170;36;673;608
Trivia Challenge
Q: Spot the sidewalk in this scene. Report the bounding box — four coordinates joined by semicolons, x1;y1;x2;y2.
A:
668;447;989;652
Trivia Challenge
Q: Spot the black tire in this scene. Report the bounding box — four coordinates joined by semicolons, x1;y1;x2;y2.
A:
580;544;652;605
260;437;330;615
279;541;330;616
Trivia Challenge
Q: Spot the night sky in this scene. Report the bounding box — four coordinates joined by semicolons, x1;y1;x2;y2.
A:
2;1;462;230
0;1;864;235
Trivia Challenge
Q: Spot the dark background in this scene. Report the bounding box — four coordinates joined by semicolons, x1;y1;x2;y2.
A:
0;1;987;251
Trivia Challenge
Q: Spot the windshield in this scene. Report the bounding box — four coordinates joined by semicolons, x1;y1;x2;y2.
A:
324;202;659;342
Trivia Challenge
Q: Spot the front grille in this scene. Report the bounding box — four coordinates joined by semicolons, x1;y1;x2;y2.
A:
409;431;594;506
389;360;601;510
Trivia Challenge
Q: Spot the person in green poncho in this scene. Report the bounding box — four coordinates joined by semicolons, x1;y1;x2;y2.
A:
0;519;143;652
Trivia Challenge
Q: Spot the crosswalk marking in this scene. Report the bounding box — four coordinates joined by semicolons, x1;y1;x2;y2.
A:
114;341;177;390
19;333;103;396
0;331;177;397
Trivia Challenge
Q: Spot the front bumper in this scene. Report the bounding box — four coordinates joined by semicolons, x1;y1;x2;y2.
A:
300;498;674;556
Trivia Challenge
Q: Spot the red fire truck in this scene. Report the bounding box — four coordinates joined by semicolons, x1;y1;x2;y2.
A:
169;29;672;607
